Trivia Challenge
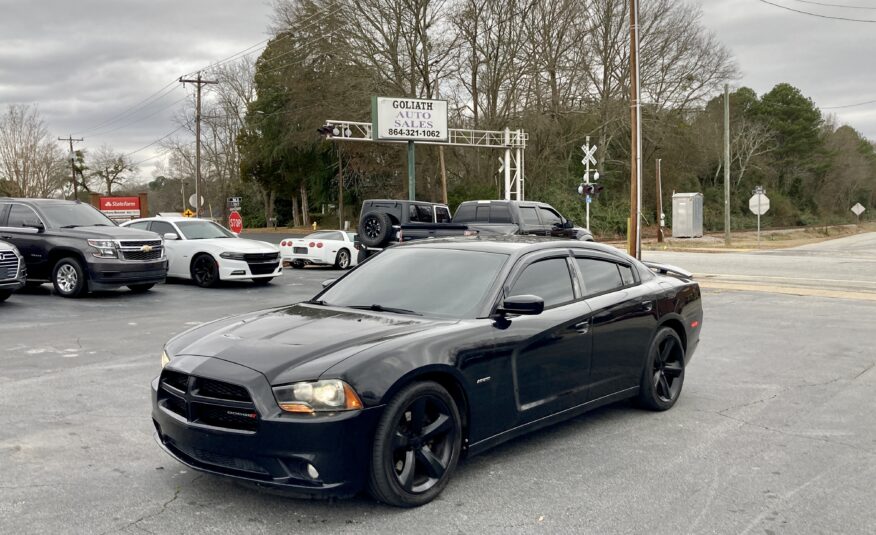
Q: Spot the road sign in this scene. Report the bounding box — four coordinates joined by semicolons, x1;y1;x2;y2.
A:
227;197;241;211
851;203;865;217
182;209;195;218
228;211;243;234
581;144;597;166
188;194;204;209
749;193;769;215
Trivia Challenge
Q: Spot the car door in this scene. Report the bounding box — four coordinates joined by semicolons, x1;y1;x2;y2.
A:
574;256;657;400
491;252;594;424
517;205;547;235
539;206;571;238
0;203;50;279
148;220;182;276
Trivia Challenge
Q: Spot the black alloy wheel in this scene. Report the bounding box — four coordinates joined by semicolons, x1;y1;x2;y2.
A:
369;381;462;507
52;257;87;298
637;327;685;411
358;212;392;247
335;249;351;269
127;283;155;293
190;254;219;288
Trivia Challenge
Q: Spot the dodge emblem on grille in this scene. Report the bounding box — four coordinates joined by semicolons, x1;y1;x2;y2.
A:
141;245;153;253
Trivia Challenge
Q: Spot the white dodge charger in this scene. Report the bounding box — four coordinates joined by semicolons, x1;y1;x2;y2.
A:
121;217;281;287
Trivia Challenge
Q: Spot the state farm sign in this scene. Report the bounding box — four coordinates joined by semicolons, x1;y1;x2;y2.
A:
99;196;141;219
373;97;448;142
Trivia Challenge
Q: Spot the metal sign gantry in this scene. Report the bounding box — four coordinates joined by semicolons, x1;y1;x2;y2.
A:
322;120;527;201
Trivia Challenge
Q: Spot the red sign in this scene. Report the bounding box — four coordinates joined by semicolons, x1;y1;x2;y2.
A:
229;211;243;234
99;196;140;219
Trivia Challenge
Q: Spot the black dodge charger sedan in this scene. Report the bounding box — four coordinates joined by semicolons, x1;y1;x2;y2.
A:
152;237;702;507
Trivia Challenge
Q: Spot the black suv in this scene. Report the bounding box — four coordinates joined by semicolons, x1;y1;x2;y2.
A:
0;199;167;297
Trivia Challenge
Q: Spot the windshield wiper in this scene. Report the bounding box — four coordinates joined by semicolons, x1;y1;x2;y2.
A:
347;304;422;316
60;224;81;228
306;299;329;306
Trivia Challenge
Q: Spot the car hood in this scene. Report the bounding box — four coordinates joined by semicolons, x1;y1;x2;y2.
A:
165;303;446;384
58;225;161;240
186;237;277;252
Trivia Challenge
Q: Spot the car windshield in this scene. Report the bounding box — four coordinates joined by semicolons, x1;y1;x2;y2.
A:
316;247;508;319
176;220;235;239
40;203;116;228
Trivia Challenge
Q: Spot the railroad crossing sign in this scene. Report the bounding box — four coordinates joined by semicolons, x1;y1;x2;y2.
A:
581;142;597;167
580;136;599;232
749;190;770;216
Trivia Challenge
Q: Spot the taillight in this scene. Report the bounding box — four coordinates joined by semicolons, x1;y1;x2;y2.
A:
309;242;315;247
280;240;287;246
316;242;324;248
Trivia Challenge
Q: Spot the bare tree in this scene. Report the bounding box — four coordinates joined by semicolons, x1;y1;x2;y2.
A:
0;104;66;197
88;145;136;195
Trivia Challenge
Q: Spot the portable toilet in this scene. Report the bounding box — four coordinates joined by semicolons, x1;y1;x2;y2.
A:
671;193;703;238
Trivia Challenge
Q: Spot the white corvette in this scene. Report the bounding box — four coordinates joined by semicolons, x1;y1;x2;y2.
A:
279;230;359;270
120;217;281;287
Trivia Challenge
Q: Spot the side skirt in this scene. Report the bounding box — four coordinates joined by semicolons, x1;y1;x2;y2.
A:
466;386;640;457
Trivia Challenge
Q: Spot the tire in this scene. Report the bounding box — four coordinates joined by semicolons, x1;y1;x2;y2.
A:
190;254;219;288
0;290;11;302
358;212;393;248
127;283;155;293
252;277;272;285
636;327;686;411
368;381;462;508
291;259;305;269
335;248;351;269
52;257;87;298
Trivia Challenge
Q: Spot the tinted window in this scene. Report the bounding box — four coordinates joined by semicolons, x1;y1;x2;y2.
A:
475;205;490;223
576;258;623;296
150;221;177;236
453;204;476;223
39;203;115;228
538;207;562;226
509;258;575;308
127;221;151;230
7;205;41;228
490;204;513;224
417;205;433;222
435;206;451;223
619;264;636;286
308;231;342;241
520;207;540;226
176;221;235;239
319;248;508;319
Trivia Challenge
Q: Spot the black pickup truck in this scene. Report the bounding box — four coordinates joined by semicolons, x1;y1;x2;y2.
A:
0;198;168;297
357;199;592;259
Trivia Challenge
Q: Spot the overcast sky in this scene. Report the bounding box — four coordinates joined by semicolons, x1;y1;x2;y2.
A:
1;0;874;182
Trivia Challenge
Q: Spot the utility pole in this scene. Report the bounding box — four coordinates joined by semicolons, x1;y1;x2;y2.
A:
179;72;217;217
439;146;448;205
58;135;83;199
337;148;344;230
656;158;664;243
629;0;642;259
724;83;731;246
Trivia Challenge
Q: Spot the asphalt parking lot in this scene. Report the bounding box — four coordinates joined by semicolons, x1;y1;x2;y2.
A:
2;246;875;534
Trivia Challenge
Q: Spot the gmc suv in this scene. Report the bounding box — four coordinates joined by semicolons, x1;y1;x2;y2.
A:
0;239;26;302
0;199;168;297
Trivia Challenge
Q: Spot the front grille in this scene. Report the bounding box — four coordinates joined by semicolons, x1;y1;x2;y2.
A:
122;249;163;261
244;252;279;262
0;251;19;281
248;262;279;275
191;447;269;475
292;247;307;254
118;240;162;248
157;370;258;432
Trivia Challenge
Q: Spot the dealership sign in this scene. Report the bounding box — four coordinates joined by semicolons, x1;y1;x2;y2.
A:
99;196;141;219
372;97;448;142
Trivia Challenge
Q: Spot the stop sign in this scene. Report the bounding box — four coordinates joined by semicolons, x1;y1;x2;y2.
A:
228;211;243;234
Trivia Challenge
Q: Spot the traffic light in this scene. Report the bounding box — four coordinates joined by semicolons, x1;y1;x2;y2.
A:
577;183;604;196
316;124;336;137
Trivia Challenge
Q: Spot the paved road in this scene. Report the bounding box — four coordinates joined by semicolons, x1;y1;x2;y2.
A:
1;242;875;534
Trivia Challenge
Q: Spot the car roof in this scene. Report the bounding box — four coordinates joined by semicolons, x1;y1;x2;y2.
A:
398;235;631;260
0;198;86;206
126;216;207;223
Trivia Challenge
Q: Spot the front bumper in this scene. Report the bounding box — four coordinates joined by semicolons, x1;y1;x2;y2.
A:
218;259;282;280
86;257;167;290
151;357;383;498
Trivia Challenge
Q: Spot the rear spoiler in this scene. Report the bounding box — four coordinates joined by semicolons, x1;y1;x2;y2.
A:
642;261;694;280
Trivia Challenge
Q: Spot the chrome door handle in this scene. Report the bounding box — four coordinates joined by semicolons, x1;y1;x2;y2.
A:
641;301;654;312
572;321;590;334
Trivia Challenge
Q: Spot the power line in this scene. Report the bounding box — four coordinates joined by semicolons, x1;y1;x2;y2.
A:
73;81;181;135
756;0;876;21
88;94;191;138
823;98;876;109
789;0;876;9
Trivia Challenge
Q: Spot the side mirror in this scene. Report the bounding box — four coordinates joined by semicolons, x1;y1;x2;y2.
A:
321;279;337;289
163;233;179;241
563;219;574;229
24;219;44;232
496;294;544;316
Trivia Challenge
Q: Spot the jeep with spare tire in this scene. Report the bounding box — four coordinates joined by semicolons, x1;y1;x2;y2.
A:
0;198;167;298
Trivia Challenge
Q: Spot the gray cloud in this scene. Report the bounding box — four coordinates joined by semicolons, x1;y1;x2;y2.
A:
695;0;876;139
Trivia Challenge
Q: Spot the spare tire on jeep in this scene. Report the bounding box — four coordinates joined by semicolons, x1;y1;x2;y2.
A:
358;211;393;247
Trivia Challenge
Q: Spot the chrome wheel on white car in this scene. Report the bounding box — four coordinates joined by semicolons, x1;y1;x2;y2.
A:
335;249;351;269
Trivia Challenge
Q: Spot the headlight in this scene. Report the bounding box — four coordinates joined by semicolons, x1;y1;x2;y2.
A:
220;252;246;260
160;350;171;369
87;239;118;258
273;380;363;413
